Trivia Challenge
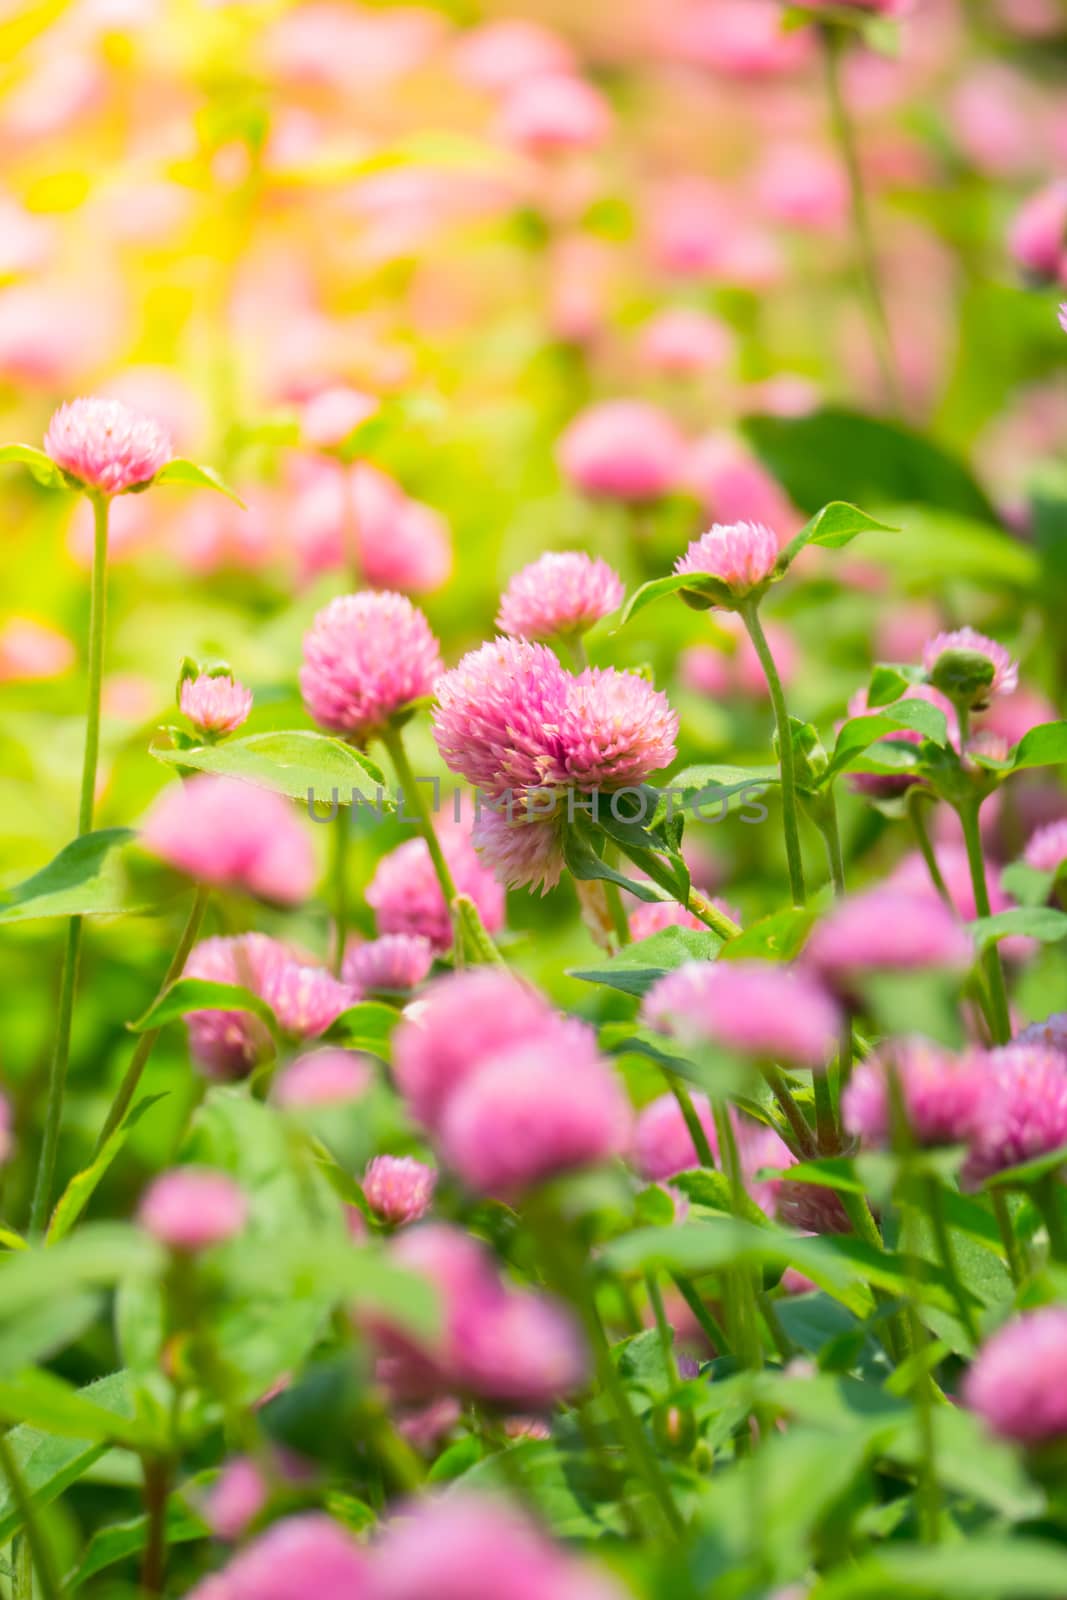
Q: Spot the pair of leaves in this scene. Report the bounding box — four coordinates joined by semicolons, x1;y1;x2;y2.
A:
0;445;241;503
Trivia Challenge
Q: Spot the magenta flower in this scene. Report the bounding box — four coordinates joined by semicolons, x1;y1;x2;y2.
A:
741;1122;850;1234
674;520;780;607
180;672;253;737
1008;181;1067;283
183;934;281;1077
556;668;678;789
964;1308;1067;1444
44;397;172;496
497;73;611;155
558;400;686;503
496;551;624;642
438;1035;632;1196
139;1167;247;1253
392;970;558;1131
142;775;316;905
639;307;734;375
631;1091;717;1181
453;1290;588;1408
343;933;434;992
275;1048;372;1108
470;806;567;893
299;591;443;742
256;958;355;1041
432;637;570;802
892;847;1035;964
363;1155;437;1226
643;960;840;1069
627;901;708;941
804;888;974;986
963;1043;1067;1185
202;1457;267;1541
188;1513;370;1600
842;1037;987;1149
366;821;505;952
922;626;1018;707
1023;819;1067;875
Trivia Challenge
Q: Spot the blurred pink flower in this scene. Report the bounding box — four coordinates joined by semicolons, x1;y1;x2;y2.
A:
183;934;281;1078
639;307;734;375
301;385;379;448
364;1155;437;1226
964;1043;1067;1185
300;591;443;742
180;673;253;737
805;888;974;985
1023;819;1067;874
1008;181;1067;283
188;1512;369;1600
257;959;355;1042
644;960;840;1069
366;822;505;952
497;74;611;155
275;1048;372;1108
664;1;812;76
842;1037;987;1148
343;933;434;992
964;1308;1067;1443
627;901;708;941
45;397;171;497
558;400;686;502
754;145;847;232
1016;1014;1067;1054
632;1090;717;1181
453;19;575;93
142;776;316;904
139;1168;247;1252
202;1457;267;1541
496;551;624;641
0;618;74;683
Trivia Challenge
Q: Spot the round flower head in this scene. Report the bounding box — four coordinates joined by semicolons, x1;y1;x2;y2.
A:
139;1167;247;1252
44;397;172;496
432;637;570;801
454;1289;588;1408
301;384;378;448
392;970;558;1130
964;1308;1067;1444
299;591;443;742
922;626;1018;709
1008;181;1067;282
892;847;1034;965
643;960;840;1069
558;400;686;503
555;667;678;790
470;806;566;893
741;1122;850;1235
1023;819;1067;875
497;73;611;155
374;1224;506;1400
804;888;974;987
496;551;624;642
639;307;734;376
180;672;253;737
963;1043;1067;1185
183;934;281;1077
188;1512;371;1600
343;933;434;992
366;822;505;952
202;1456;267;1541
632;1090;717;1181
627;901;708;941
142;775;316;905
364;1155;437;1226
842;1037;987;1149
256;957;355;1041
674;521;780;607
275;1048;372;1108
438;1033;632;1196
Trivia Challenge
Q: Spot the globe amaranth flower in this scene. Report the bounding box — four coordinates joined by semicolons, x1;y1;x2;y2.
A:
964;1308;1067;1444
470;805;568;894
1008;181;1067;283
256;957;355;1041
674;520;780;608
139;1168;247;1253
643;959;840;1069
1023;819;1067;875
842;1037;987;1149
804;887;974;988
44;396;172;496
963;1043;1067;1186
432;637;570;802
497;73;611;155
639;307;734;376
201;1457;268;1541
555;667;677;789
892;847;1035;964
366;821;505;952
922;626;1018;709
275;1048;372;1109
627;901;708;941
142;775;316;905
363;1155;437;1226
631;1090;718;1182
740;1122;850;1235
299;591;443;742
187;1512;370;1600
343;933;434;993
496;551;624;642
558;399;686;503
180;672;253;737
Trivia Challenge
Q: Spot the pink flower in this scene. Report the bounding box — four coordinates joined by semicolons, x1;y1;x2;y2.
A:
684;434;801;540
180;672;253;737
392;970;557;1131
275;1048;372;1108
643;961;840;1069
256;959;355;1041
366;822;505;952
452;1290;589;1407
741;1123;850;1234
188;1513;370;1600
964;1308;1067;1443
665;0;811;76
142;776;316;904
364;1155;437;1225
923;626;1019;706
202;1457;267;1540
964;1043;1067;1185
139;1167;247;1252
301;385;378;448
674;521;780;605
343;934;434;992
1008;181;1067;283
439;1035;632;1195
891;848;1034;965
558;400;686;502
556;668;678;788
754;146;847;233
299;591;443;742
1023;819;1067;874
627;902;707;941
632;1091;717;1181
496;551;624;641
433;637;570;801
842;1037;987;1149
44;397;172;497
497;74;611;156
639;308;734;376
453;19;575;94
470;807;566;893
1016;1013;1067;1054
0;618;74;683
804;888;974;985
183;934;281;1077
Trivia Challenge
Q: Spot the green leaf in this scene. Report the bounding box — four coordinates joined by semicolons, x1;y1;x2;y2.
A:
778;501;897;570
452;892;505;967
810;1537;1067;1599
153;457;245;505
0;1369;151;1449
129;977;277;1035
825;701;949;782
47;1095;169;1243
998;860;1055;907
65;1498;208;1590
0;1373;137;1545
0;828;138;924
0;443;66;489
1011;720;1067;772
983;1140;1067;1190
969;907;1067;950
328;1000;399;1057
561;821;662;904
151;729;388;807
618;572;720;626
0;1294;100;1377
720;907;815;962
672;1168;772;1228
0;1227;163;1325
568;926;721;997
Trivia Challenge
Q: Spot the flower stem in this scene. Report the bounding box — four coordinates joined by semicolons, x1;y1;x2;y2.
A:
740;602;806;907
29;493;109;1235
380;724;458;925
924;1175;979;1345
761;1066;818;1160
93;886;210;1155
686;888;742;940
140;1456;170;1596
1034;1175;1067;1265
331;806;350;976
906;789;952;908
821;24;904;416
665;1072;716;1168
645;1270;679;1387
0;1433;62;1600
957;798;1011;1045
991;1190;1024;1286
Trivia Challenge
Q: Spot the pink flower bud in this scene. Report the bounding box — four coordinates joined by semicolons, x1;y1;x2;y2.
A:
139;1168;247;1252
558;400;686;503
275;1048;373;1108
299;591;443;742
180;672;253;737
44;396;172;496
142;777;316;905
363;1154;437;1225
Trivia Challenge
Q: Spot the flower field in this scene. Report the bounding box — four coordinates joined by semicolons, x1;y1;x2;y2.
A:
3;0;1067;1595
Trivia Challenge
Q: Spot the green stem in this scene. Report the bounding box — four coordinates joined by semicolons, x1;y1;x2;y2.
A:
991;1190;1024;1286
665;1072;716;1169
331;808;349;976
140;1456;170;1596
758;1292;795;1363
740;602;806;906
380;725;458;923
93;887;210;1155
924;1176;978;1345
559;631;589;672
957;799;1011;1045
0;1432;62;1600
29;493;109;1234
670;1271;729;1355
821;25;904;415
762;1066;818;1160
645;1271;679;1388
1034;1175;1067;1265
906;789;952;908
713;1102;764;1371
686;888;742;940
